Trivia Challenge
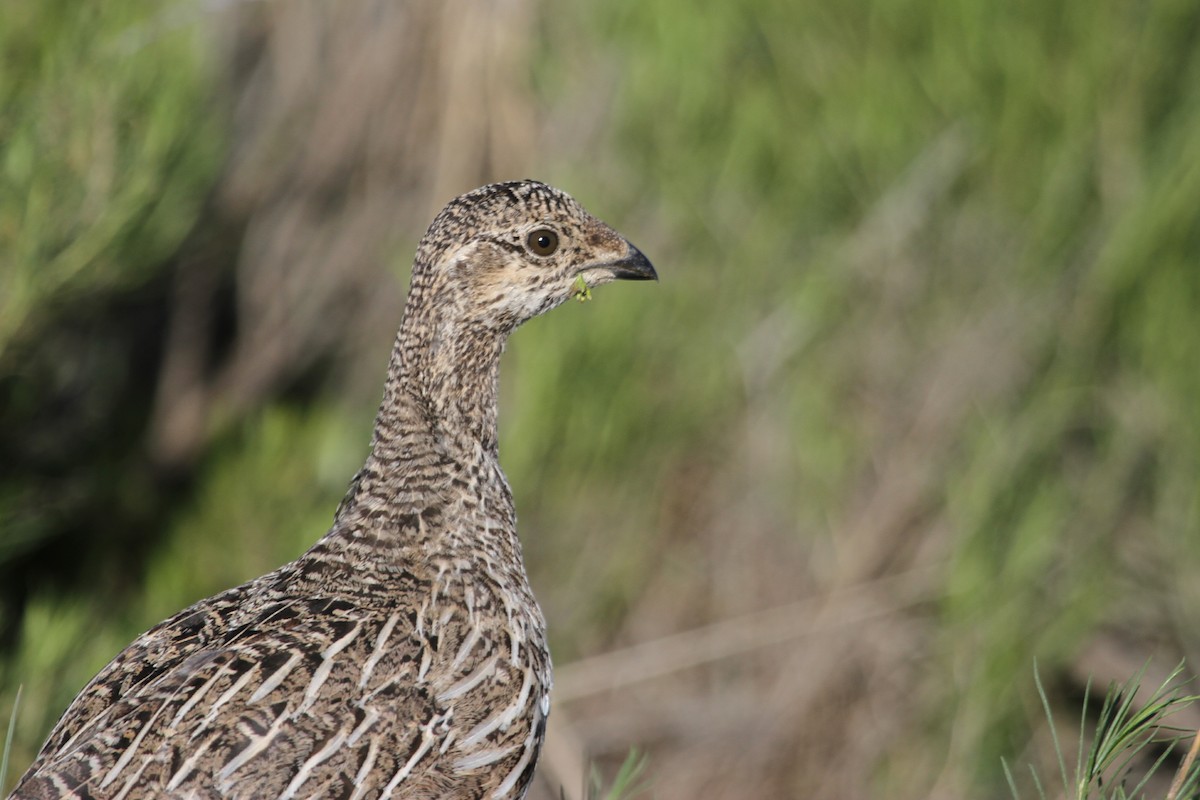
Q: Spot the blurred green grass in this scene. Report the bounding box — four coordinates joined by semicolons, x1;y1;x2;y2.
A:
0;0;221;351
528;0;1200;790
3;0;1200;796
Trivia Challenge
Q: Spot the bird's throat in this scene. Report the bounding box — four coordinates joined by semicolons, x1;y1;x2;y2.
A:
380;306;508;463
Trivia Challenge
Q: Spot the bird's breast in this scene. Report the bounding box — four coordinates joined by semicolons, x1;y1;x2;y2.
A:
416;561;551;797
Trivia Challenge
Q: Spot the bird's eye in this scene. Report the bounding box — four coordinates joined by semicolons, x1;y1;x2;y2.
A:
526;228;559;257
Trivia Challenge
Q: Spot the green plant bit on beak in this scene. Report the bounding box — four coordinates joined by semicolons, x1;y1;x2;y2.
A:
572;274;592;303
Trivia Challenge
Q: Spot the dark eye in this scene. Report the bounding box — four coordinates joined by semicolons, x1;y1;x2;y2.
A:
526;228;559;257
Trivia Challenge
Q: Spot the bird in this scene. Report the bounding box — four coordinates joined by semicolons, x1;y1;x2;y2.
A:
8;180;656;800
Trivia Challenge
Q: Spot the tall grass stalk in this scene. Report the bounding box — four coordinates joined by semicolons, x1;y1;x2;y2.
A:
2;685;22;794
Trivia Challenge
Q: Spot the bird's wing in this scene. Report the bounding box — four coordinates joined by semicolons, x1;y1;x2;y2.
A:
13;593;444;800
22;583;249;777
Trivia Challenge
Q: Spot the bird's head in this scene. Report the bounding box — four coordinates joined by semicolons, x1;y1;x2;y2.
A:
411;180;657;333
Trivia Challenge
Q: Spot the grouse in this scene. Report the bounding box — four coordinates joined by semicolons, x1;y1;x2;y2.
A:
9;180;656;800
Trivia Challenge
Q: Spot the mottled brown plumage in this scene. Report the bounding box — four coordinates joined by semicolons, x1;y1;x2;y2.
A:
9;181;655;800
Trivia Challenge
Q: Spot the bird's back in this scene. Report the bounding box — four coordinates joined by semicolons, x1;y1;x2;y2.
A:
13;514;550;800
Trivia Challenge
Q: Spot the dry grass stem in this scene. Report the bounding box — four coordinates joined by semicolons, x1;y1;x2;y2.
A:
555;569;935;703
1166;729;1200;800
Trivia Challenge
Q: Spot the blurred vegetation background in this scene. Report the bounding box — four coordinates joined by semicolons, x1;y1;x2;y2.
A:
2;0;1199;797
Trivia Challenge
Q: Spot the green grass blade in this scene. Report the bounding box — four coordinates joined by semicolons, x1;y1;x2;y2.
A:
1016;662;1200;800
1077;677;1092;798
1002;757;1019;797
596;748;649;800
1029;763;1047;800
1033;661;1071;796
1;685;22;793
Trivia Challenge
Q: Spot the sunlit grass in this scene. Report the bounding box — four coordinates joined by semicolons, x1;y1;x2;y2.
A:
0;0;221;351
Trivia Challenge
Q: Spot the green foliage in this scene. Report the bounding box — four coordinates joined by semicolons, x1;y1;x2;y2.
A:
0;0;221;352
573;274;594;303
527;0;1200;790
1005;663;1200;800
137;407;365;623
0;0;224;603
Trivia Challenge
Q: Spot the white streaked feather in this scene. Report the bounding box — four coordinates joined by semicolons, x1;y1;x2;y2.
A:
359;612;401;689
276;726;349;800
436;655;498;703
216;711;292;784
348;738;380;800
249;652;302;703
165;732;221;791
452;745;517;772
379;728;437;800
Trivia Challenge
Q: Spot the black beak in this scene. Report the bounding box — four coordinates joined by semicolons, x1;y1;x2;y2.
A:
607;244;658;281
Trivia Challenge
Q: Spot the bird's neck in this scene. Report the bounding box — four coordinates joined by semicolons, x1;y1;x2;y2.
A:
371;296;508;473
313;296;524;584
419;322;503;446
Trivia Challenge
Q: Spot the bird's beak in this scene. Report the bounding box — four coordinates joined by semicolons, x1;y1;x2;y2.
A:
602;243;658;281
